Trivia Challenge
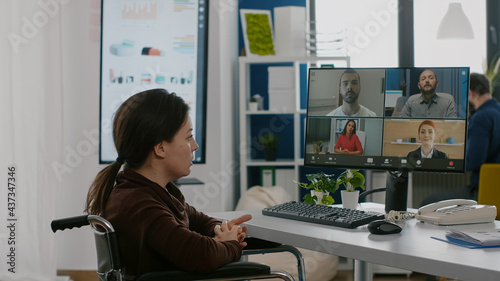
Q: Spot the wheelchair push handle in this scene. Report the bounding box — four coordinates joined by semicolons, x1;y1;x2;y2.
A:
51;215;89;233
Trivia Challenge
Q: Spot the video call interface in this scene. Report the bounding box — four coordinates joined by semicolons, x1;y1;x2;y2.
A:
304;67;470;173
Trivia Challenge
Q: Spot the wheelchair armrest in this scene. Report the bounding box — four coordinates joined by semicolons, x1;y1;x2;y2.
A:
243;237;282;250
242;237;305;281
243;237;303;258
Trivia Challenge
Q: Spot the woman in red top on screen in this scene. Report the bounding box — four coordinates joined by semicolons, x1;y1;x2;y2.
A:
334;119;363;155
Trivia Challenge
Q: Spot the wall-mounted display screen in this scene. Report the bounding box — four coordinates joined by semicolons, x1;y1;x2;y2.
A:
99;0;208;164
304;67;469;173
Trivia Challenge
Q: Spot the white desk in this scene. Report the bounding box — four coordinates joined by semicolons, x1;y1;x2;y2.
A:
209;203;500;281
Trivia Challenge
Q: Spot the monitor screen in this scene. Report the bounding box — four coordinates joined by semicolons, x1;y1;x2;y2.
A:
99;0;208;164
304;67;470;173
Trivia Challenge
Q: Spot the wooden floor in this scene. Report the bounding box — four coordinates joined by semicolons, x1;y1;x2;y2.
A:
57;270;97;281
335;270;429;281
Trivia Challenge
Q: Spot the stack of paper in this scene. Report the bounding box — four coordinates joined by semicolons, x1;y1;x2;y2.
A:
443;228;500;248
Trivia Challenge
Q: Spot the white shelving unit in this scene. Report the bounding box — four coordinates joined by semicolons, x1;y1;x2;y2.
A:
238;55;350;200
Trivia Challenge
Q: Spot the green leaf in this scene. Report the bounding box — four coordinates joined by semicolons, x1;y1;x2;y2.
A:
337;169;365;191
297;172;340;196
303;193;316;204
321;195;335;205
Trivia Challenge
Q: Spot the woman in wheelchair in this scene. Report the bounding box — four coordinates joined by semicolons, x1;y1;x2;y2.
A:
85;89;252;280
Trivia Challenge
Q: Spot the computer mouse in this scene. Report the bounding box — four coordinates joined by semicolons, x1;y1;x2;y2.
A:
367;219;402;235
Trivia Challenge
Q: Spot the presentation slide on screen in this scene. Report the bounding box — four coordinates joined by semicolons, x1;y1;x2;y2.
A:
100;0;206;163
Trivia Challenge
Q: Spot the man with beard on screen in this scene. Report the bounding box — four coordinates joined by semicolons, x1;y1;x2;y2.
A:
400;69;457;118
326;69;377;117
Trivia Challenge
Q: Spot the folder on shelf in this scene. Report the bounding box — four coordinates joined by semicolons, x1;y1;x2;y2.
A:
260;167;276;187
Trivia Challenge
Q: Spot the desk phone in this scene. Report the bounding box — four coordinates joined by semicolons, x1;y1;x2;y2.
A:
416;199;497;225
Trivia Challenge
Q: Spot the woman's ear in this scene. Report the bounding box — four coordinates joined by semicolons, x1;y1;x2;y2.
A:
153;141;168;158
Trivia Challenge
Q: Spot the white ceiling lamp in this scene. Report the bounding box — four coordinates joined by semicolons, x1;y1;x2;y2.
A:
437;3;474;39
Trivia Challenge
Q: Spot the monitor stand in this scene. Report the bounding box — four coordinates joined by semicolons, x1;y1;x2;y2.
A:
384;171;409;213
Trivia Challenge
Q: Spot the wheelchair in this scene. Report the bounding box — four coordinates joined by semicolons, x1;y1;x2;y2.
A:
51;215;305;281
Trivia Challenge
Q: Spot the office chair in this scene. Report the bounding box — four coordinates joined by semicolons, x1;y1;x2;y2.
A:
356;130;366;154
51;215;297;281
477;163;500;220
391;96;406;117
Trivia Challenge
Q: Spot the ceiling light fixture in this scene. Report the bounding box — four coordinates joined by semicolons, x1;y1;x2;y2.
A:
437;3;474;39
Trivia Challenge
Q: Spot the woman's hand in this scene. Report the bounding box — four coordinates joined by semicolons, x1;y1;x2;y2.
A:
213;220;239;243
337;149;362;155
336;148;350;154
228;214;252;247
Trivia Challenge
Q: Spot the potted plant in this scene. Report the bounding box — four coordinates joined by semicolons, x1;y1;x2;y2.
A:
249;96;259;111
336;169;365;209
259;133;278;161
485;53;500;86
313;140;324;153
295;172;339;205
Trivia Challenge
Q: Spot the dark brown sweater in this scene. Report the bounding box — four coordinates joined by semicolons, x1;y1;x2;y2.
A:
103;169;242;279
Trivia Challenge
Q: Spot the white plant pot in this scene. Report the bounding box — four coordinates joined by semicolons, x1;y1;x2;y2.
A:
341;190;359;209
311;190;329;205
249;102;258;111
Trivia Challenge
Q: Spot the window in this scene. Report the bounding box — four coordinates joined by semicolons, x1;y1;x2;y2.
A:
314;0;398;67
314;0;486;71
414;0;486;72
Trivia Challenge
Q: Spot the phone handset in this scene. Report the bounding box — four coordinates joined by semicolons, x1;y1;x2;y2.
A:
418;199;478;214
416;199;496;225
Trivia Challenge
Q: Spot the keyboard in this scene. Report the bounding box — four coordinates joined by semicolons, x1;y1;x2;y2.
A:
262;201;385;229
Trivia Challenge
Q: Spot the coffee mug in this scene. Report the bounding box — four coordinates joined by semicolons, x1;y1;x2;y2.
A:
448;137;455;144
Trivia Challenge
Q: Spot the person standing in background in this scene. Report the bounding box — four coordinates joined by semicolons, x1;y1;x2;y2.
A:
465;72;500;192
421;73;500;206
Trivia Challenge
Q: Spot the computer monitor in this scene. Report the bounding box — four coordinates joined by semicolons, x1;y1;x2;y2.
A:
98;0;208;164
304;67;470;211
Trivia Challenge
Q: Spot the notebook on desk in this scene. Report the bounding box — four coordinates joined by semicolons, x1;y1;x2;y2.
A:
432;228;500;249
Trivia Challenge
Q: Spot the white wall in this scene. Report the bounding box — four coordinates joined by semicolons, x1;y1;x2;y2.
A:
56;0;239;270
